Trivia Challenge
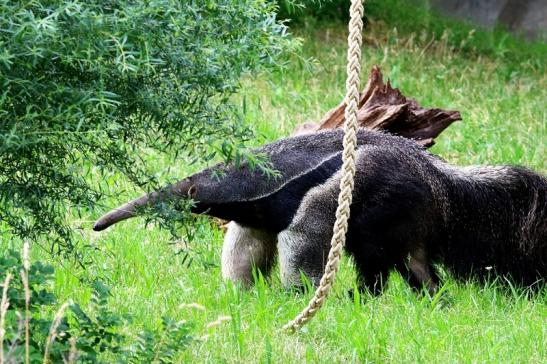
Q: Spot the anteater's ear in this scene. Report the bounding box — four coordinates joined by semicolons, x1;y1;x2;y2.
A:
188;185;197;198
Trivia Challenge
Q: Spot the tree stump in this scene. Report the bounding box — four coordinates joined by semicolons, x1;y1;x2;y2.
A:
293;66;461;148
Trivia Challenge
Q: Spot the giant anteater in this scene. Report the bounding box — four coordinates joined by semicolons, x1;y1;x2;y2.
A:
94;129;546;293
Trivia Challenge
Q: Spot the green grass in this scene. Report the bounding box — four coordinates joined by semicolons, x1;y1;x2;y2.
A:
3;2;547;363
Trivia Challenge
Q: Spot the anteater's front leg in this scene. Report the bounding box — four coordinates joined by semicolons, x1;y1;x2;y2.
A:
277;174;341;288
221;222;277;286
278;229;331;288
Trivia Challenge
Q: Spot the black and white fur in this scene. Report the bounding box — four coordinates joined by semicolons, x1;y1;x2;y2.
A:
94;129;546;293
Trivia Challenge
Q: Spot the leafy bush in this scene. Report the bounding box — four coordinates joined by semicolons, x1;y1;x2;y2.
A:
0;249;193;363
123;317;193;364
0;1;292;252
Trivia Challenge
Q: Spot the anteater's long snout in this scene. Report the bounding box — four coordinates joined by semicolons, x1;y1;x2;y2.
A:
93;179;194;231
93;195;147;231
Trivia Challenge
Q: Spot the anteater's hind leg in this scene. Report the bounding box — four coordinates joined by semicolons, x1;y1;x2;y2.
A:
352;245;439;296
397;248;439;295
221;222;277;286
351;245;394;295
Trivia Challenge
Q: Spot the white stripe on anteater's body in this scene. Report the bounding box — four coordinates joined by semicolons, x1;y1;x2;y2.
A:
95;129;546;292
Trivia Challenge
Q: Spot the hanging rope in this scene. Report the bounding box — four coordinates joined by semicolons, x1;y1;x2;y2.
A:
283;0;365;331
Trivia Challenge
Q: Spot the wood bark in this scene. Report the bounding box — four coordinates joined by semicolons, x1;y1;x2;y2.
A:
293;66;461;148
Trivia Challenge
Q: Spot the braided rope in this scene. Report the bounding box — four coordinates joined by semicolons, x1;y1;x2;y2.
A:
283;0;364;331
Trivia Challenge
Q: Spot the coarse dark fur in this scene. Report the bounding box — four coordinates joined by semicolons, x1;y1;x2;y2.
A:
94;129;546;293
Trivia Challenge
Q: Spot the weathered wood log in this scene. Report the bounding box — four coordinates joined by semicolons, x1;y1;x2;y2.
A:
216;67;461;231
293;66;461;147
